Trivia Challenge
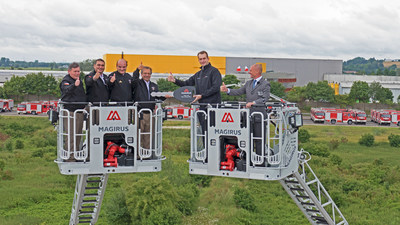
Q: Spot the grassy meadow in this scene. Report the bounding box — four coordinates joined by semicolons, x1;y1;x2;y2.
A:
0;116;399;224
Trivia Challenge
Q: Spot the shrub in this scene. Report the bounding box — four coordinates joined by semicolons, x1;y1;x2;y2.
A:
301;142;330;157
2;170;14;180
340;137;348;143
388;134;400;147
298;129;310;143
32;149;44;158
15;139;24;149
103;189;132;225
0;160;5;171
359;133;374;147
125;177;179;224
175;184;199;216
233;187;257;212
190;174;212;187
329;139;340;150
4;139;13;151
143;205;182;225
342;180;360;193
330;154;342;166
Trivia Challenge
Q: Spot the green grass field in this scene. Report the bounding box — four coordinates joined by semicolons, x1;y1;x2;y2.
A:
0;117;399;224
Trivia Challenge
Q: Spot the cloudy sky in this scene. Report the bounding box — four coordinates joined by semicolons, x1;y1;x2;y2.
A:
1;0;400;62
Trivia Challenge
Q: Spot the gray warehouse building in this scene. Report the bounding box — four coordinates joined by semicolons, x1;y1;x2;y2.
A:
225;57;343;86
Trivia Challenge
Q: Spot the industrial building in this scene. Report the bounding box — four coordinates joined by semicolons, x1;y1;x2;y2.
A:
324;74;400;102
103;54;343;86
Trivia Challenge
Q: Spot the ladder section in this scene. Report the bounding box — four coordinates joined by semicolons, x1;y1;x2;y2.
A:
70;174;109;225
280;161;348;225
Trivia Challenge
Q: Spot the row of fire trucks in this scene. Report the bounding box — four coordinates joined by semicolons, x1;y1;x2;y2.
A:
0;99;14;112
370;109;400;126
17;100;58;115
310;108;367;125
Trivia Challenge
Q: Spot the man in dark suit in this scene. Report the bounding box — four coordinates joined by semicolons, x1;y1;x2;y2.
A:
108;59;142;103
85;58;109;104
135;66;170;150
221;63;270;164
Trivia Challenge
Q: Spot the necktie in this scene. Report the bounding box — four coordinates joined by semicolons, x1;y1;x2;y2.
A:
252;80;257;89
100;75;106;85
148;84;151;100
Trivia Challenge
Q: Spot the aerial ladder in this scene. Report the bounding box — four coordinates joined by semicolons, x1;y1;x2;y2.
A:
188;95;348;225
52;101;164;224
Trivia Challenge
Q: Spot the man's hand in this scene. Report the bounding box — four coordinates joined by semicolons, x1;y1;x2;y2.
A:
110;74;116;83
93;71;101;80
138;61;143;71
220;82;228;92
191;95;202;104
75;77;80;86
168;72;175;82
246;102;255;108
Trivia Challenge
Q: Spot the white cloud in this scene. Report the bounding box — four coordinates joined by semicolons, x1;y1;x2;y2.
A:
1;0;400;62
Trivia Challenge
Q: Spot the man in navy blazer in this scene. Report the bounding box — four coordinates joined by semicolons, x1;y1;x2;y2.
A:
221;63;270;162
85;58;109;104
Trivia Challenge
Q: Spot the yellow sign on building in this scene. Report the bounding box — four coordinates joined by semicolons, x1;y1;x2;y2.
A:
103;54;226;74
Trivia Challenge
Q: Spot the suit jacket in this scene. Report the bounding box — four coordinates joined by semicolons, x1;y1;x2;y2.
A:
85;71;109;103
228;77;270;114
134;79;165;110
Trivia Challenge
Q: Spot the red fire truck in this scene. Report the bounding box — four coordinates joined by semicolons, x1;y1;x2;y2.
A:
349;110;367;125
165;105;192;119
324;110;355;125
371;109;393;125
310;108;325;123
0;99;14;112
17;101;57;115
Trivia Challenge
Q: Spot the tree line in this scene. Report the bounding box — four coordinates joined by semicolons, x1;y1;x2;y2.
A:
343;57;399;75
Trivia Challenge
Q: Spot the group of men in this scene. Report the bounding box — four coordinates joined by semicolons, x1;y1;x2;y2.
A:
60;50;270;160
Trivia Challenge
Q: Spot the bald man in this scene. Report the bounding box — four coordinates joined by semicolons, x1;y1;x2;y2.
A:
108;59;143;102
221;63;270;111
221;63;270;162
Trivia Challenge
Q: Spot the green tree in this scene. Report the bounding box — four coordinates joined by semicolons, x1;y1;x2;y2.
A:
156;78;179;92
79;59;96;71
369;81;383;102
305;81;334;102
349;81;369;103
2;73;60;100
369;81;393;103
333;94;354;107
286;86;307;102
381;87;393;103
221;75;244;101
3;75;25;100
270;81;286;98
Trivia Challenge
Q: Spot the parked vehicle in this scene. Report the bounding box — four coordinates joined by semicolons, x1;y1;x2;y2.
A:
310;108;325;123
165;105;192;119
17;100;58;115
325;110;355;125
349;110;367;125
0;99;14;112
